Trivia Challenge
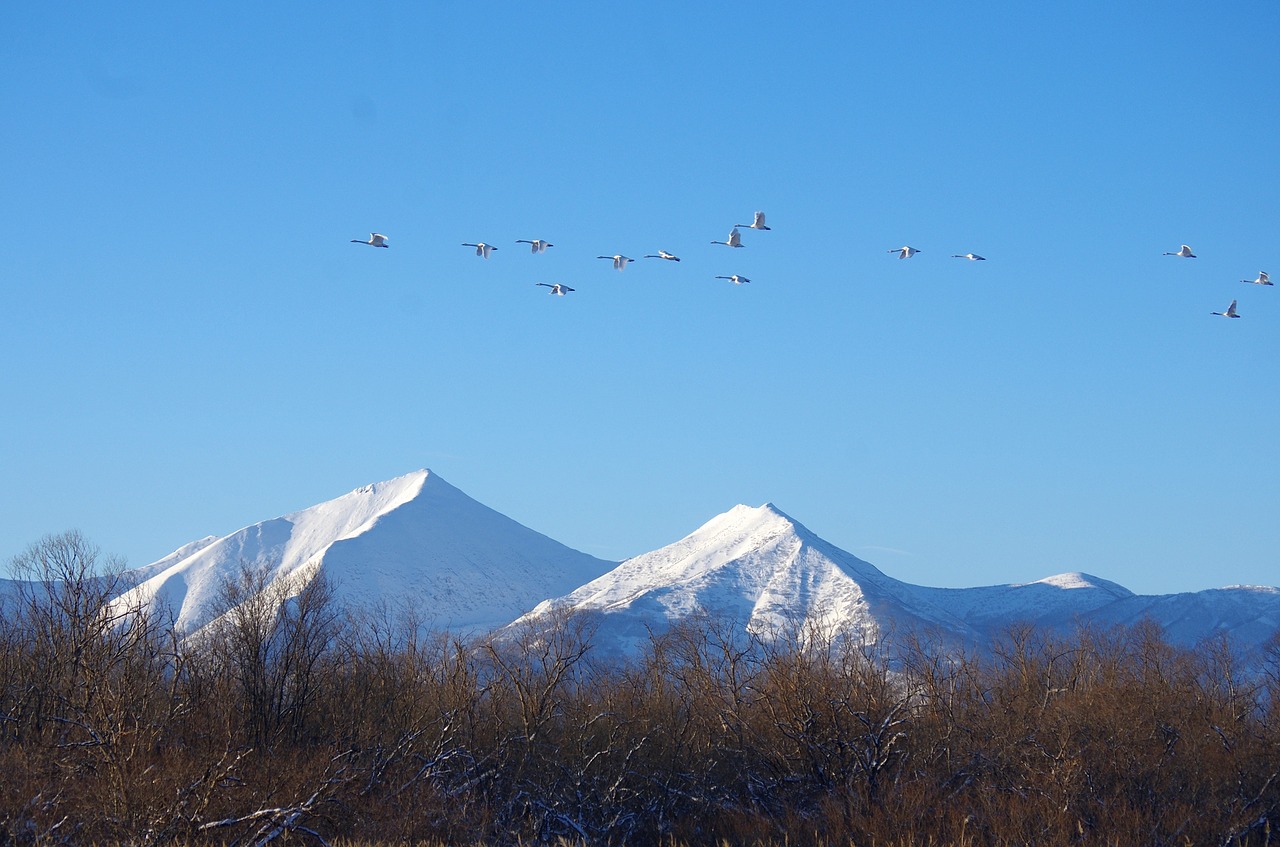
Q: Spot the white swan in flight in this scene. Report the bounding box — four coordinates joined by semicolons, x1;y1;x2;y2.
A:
1211;300;1241;318
644;251;681;261
597;254;634;270
715;274;751;285
1242;271;1272;286
889;246;920;259
463;242;497;258
351;233;389;248
711;228;744;248
735;211;770;231
536;283;574;295
516;239;553;253
1164;244;1196;258
951;252;986;261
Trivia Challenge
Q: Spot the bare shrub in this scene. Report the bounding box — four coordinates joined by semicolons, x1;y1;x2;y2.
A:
196;563;344;748
0;531;177;843
2;534;1278;846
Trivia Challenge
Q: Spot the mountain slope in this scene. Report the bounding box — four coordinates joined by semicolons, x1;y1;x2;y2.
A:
1085;585;1280;647
914;572;1136;633
117;470;615;634
34;472;1279;662
511;503;981;654
512;502;1280;660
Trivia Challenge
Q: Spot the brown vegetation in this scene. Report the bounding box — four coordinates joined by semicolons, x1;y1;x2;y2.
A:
2;532;1278;846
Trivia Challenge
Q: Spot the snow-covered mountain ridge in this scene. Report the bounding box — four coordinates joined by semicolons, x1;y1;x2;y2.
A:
14;470;1275;659
112;470;615;634
511;499;1278;657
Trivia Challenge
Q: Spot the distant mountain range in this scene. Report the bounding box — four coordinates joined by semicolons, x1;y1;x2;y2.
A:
17;470;1280;659
510;499;1279;659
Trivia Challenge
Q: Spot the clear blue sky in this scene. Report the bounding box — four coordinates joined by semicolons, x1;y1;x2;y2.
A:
3;3;1277;595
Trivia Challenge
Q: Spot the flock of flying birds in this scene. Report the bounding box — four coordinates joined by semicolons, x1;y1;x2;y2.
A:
350;211;780;295
1156;244;1273;320
351;220;1271;317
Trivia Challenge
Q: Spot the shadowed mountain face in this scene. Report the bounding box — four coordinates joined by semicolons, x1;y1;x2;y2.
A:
14;471;1277;661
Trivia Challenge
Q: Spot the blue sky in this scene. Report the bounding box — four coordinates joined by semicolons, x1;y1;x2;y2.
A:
3;2;1277;595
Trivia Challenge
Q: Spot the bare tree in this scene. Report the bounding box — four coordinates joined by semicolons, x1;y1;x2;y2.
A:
199;563;342;748
2;531;176;842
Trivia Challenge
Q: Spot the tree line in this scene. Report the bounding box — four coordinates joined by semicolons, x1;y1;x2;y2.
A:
2;531;1279;846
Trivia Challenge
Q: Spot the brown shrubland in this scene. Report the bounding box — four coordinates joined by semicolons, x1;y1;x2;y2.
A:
1;532;1278;845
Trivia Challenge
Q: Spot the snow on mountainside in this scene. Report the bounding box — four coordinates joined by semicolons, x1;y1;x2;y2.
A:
914;572;1135;632
511;503;980;654
116;470;615;634
1085;586;1280;647
11;470;1276;662
514;502;1280;660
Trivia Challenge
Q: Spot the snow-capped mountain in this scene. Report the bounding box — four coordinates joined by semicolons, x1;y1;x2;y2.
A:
29;469;1276;662
115;470;616;634
512;500;1280;659
511;502;973;653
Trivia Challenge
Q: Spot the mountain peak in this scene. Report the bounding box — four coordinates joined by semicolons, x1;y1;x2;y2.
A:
512;500;945;652
119;469;614;635
689;501;812;545
1027;571;1133;596
89;473;1280;664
